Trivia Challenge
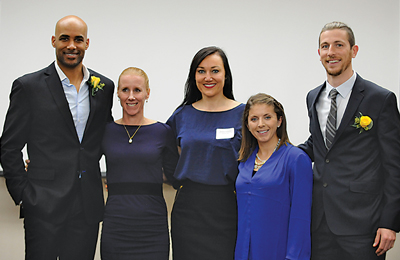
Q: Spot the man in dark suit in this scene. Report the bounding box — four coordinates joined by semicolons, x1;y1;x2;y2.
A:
1;15;114;259
299;21;400;259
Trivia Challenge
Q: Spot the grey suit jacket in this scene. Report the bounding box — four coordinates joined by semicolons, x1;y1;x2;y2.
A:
299;74;400;235
1;62;114;224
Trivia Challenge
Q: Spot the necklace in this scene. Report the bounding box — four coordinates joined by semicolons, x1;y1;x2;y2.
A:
254;139;281;170
123;124;142;144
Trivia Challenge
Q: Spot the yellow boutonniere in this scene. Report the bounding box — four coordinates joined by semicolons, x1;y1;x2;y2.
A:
351;112;373;133
89;76;105;96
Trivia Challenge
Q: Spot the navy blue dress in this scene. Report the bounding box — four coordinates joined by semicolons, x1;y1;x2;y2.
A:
167;104;245;260
100;122;178;260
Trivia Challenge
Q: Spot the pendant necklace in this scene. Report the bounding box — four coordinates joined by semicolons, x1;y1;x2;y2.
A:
123;124;142;144
254;138;281;170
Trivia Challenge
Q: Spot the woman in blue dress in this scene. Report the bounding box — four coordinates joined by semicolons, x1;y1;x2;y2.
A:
167;46;244;260
100;67;179;260
235;93;313;260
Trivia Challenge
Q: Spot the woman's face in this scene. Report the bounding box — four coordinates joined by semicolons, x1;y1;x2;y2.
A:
118;74;149;118
195;53;225;99
247;103;282;144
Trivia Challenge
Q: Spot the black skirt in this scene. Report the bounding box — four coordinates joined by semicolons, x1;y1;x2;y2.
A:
171;180;237;260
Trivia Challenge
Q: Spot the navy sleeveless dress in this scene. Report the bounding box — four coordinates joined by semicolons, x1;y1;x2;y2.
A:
100;122;178;260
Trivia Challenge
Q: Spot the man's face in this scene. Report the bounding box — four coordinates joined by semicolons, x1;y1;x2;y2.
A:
318;29;358;77
51;18;89;69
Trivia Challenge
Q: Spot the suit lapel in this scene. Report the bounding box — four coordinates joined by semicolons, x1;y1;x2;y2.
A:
82;71;97;143
310;84;327;151
45;63;79;140
332;75;364;147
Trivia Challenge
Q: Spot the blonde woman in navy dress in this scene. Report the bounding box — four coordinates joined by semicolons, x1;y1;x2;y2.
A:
235;93;313;260
167;46;244;260
101;67;179;259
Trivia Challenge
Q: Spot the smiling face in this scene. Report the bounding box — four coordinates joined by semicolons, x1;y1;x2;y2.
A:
247;103;282;145
118;74;149;118
52;16;89;70
195;53;226;99
318;29;358;80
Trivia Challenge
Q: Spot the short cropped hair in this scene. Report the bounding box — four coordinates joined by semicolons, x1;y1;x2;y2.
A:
319;21;356;48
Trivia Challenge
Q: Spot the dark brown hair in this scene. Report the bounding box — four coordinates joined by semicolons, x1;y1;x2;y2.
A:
238;93;290;162
177;46;235;109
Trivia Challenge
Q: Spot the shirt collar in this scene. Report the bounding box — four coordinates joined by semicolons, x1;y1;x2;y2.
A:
325;71;357;99
54;61;90;85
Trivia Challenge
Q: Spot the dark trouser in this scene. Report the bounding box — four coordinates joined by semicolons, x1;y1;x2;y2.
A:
24;195;99;260
311;214;385;260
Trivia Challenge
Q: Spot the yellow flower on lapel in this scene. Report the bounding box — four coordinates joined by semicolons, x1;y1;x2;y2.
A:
352;112;373;133
359;116;372;128
89;76;105;96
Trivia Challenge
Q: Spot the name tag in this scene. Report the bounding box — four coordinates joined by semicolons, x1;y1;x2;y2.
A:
216;128;234;139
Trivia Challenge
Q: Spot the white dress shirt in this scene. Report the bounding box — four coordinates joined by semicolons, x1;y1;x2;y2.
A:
316;71;357;145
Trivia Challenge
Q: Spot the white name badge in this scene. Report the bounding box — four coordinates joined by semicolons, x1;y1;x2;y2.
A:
216;128;234;140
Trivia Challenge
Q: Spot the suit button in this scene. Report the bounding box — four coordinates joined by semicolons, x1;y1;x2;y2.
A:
80;147;84;150
323;183;328;187
325;159;330;163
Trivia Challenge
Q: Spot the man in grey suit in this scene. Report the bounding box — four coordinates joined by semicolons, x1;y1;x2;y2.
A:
1;15;114;259
299;22;400;259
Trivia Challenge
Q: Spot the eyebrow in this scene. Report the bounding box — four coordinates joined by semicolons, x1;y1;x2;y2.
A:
58;34;85;40
250;113;271;117
197;65;221;69
321;40;345;45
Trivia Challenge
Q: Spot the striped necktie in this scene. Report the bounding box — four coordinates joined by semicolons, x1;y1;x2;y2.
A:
326;89;338;149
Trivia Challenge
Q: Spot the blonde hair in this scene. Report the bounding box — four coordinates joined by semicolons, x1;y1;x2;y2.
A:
118;67;149;91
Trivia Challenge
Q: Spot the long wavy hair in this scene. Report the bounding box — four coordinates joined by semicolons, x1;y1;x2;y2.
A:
238;93;291;162
177;46;235;109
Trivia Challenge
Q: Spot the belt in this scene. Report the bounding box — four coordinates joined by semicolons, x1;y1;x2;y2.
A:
107;182;163;196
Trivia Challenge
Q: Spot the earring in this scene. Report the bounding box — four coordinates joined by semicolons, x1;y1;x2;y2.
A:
277;125;281;128
117;96;120;101
146;99;149;103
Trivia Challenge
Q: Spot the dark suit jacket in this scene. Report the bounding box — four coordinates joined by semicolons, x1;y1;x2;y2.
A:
1;62;114;224
299;74;400;236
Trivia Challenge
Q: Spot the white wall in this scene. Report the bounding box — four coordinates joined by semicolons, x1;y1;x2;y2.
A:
1;0;400;259
1;0;398;147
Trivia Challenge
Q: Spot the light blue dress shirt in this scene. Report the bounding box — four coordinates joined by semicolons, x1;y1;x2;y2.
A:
55;62;90;143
